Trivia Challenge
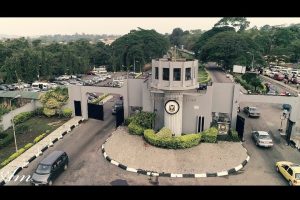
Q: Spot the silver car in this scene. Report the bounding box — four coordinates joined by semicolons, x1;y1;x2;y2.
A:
252;131;273;147
243;106;260;118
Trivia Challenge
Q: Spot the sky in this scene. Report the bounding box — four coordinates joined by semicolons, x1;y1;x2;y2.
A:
0;17;300;37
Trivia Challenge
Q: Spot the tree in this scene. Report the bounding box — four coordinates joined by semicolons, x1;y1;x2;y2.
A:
214;17;250;32
250;77;261;91
199;31;258;70
169;28;186;46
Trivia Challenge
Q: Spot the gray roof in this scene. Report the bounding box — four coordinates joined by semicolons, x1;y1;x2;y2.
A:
0;91;41;99
40;151;65;165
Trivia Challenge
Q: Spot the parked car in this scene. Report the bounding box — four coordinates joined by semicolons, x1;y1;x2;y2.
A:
0;85;8;91
274;73;285;81
279;91;291;96
112;100;123;115
243;106;260;118
198;83;207;90
267;90;277;96
252;131;273;147
276;161;300;186
30;151;69;186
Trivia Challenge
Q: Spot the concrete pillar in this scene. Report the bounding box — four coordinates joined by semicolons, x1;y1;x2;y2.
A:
164;92;183;136
231;84;240;130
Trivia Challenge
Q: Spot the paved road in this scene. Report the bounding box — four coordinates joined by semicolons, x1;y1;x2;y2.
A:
206;66;233;83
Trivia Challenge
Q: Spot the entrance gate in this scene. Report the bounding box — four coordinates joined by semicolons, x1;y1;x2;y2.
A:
87;103;104;120
74;101;82;116
116;107;124;128
236;115;245;140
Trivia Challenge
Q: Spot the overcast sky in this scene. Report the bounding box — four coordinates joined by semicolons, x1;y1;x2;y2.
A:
1;17;300;37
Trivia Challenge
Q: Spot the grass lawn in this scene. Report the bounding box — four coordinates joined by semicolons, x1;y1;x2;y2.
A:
198;67;210;83
0;116;68;164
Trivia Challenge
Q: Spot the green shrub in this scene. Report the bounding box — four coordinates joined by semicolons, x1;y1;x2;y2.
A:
124;116;135;126
144;129;201;149
13;111;34;125
230;129;240;142
0;148;26;168
201;127;218;143
128;122;144;135
0;134;14;149
24;143;34;150
62;108;72;118
156;127;172;138
131;111;155;129
33;133;47;144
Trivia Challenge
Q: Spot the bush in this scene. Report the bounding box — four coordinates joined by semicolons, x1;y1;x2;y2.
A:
130;111;155;129
0;134;14;149
33;133;47;144
128;122;144;135
156;127;172;138
0;148;26;168
62;108;72;118
230;129;240;142
43;107;56;117
202;127;218;143
24;143;34;150
144;129;201;149
124;116;135;126
13;111;34;125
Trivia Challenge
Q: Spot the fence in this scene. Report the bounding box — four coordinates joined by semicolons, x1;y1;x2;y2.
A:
0;100;42;131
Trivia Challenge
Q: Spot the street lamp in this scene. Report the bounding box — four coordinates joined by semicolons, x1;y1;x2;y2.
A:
247;52;254;71
10;94;21;152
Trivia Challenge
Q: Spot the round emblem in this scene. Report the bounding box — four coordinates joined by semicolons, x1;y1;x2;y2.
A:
165;100;180;115
220;124;226;131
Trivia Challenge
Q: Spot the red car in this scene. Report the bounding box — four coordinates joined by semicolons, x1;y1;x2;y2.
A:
274;73;285;81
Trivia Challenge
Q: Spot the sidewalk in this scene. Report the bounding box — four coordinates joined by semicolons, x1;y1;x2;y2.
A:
0;116;84;185
102;127;250;178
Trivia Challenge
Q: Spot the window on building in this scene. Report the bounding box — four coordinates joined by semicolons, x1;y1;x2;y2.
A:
155;67;159;79
185;68;191;80
173;68;181;81
163;68;169;81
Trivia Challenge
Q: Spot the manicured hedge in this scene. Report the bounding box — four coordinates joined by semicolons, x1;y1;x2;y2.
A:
144;129;201;149
13;111;34;125
33;133;47;144
24;143;34;150
156;127;172;138
128;122;145;136
201;127;218;143
0;148;26;168
130;112;155;129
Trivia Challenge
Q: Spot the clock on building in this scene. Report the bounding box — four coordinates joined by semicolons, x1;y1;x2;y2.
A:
165;100;180;115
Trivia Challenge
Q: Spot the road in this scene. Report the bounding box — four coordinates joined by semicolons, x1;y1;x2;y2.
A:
205;66;233;83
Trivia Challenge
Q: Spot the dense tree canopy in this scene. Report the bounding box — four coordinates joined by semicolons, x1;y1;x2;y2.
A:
110;28;170;72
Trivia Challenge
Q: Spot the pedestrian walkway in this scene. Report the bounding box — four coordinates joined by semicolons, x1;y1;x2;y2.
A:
0;116;84;185
102;127;250;178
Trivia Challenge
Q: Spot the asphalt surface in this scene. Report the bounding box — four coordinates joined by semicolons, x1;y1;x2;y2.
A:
205;66;233;83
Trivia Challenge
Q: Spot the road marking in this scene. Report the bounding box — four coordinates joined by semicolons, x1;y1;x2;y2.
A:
246;156;250;162
111;160;119;166
171;173;183;178
234;164;243;171
195;173;207;178
126;168;137;173
217;171;228;176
